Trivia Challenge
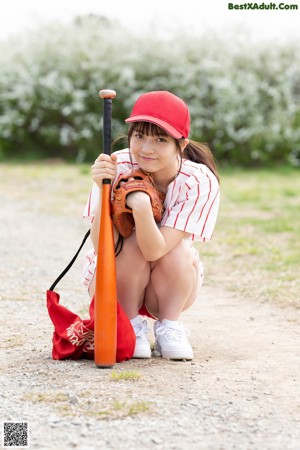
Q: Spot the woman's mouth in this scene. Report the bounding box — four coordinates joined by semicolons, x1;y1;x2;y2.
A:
140;156;156;161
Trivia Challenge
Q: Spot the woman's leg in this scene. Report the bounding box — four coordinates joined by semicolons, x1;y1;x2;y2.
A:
144;242;202;360
144;241;203;321
87;233;150;319
115;232;151;319
89;232;152;358
115;233;152;358
88;237;202;321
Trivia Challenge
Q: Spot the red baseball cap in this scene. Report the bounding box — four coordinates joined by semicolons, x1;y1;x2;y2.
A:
125;91;190;139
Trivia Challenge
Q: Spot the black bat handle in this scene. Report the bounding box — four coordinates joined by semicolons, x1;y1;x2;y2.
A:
103;98;112;157
99;89;117;185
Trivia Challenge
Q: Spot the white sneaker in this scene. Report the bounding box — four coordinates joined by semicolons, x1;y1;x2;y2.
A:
130;316;151;358
154;319;193;360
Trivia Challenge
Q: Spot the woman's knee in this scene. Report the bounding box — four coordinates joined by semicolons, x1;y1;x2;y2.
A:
116;232;150;278
153;241;195;274
117;233;144;264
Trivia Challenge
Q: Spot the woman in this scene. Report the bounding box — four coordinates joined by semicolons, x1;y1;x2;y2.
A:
83;91;220;360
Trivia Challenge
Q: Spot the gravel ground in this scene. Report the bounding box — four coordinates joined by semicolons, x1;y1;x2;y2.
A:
0;166;299;450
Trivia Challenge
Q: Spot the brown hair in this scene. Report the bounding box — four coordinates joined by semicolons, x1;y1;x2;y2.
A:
127;122;219;182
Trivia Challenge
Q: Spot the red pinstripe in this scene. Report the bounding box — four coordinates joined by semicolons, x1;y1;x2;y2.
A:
171;178;177;196
116;160;138;166
196;169;212;224
173;201;186;227
87;191;92;217
184;183;200;231
200;188;220;238
179;170;190;177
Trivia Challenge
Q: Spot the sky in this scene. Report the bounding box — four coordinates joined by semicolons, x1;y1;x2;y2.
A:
1;0;300;43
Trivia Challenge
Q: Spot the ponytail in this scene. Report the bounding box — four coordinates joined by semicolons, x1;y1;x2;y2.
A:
183;140;219;182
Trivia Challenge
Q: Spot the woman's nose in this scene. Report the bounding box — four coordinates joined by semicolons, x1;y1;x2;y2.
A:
141;140;154;153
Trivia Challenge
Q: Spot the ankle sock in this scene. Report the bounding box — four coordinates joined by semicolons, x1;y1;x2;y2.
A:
161;319;179;326
130;315;142;325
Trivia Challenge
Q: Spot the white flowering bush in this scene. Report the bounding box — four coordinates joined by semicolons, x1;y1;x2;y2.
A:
0;15;299;166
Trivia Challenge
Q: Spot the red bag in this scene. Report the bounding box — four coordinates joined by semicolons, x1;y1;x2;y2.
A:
46;290;135;362
46;230;136;362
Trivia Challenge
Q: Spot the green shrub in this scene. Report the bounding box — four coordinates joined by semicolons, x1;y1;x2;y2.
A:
0;15;300;166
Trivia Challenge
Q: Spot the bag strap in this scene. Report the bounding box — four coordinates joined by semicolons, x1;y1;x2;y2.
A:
48;230;124;292
49;229;91;291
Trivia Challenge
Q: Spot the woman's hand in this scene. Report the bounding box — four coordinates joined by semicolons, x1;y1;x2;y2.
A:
125;189;151;211
116;172;152;211
91;153;117;188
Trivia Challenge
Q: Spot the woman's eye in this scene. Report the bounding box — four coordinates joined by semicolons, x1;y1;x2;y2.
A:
134;132;143;139
157;137;167;143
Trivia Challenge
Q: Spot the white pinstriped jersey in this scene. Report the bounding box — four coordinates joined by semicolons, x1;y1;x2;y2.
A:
82;148;220;287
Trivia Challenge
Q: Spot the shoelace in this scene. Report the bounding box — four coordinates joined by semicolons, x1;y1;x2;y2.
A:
155;323;190;341
133;320;148;338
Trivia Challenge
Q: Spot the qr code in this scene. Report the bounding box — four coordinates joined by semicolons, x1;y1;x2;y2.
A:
2;422;29;448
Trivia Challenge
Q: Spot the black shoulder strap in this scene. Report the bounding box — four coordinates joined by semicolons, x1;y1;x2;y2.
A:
49;230;91;291
48;230;123;292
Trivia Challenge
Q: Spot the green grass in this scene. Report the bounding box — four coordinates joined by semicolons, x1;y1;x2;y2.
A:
0;161;91;215
1;162;299;309
22;391;69;403
1;336;24;349
23;389;152;419
198;166;300;309
58;399;152;419
110;370;142;381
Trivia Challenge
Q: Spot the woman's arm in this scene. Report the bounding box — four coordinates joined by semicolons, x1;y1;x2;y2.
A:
90;190;102;252
127;191;189;261
90;153;118;253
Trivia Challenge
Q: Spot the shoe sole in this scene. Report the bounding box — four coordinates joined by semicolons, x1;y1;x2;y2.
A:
132;349;151;358
154;343;193;361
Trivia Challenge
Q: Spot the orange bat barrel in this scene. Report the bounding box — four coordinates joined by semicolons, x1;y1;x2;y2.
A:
94;89;117;368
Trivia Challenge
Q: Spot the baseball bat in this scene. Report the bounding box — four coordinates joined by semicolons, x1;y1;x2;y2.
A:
94;89;117;368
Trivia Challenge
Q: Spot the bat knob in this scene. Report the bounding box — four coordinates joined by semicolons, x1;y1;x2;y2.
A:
99;89;117;99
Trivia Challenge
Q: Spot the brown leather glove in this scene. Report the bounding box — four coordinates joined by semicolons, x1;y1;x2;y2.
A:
112;169;166;238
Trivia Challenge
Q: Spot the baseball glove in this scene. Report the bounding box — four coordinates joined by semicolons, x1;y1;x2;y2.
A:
112;169;166;238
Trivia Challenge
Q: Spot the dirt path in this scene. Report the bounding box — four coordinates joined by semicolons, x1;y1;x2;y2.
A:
0;166;299;450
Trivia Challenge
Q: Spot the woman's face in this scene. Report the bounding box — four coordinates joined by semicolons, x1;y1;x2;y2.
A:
129;124;182;180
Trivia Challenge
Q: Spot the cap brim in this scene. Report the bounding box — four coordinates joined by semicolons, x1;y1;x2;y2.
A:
125;115;183;139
